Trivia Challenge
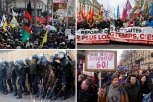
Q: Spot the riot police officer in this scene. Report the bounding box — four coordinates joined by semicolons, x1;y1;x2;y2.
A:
7;61;13;93
31;54;41;97
52;51;71;100
2;61;8;94
16;60;29;99
0;62;4;92
10;61;18;96
25;58;32;93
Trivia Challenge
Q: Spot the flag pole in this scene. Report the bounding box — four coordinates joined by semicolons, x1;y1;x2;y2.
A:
25;0;27;10
66;1;68;29
47;0;49;24
52;0;54;26
34;0;37;24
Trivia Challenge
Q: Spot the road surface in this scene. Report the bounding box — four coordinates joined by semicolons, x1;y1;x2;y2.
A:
77;42;153;49
0;93;75;102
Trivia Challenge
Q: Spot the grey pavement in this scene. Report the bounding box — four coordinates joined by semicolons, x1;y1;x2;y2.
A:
77;43;153;49
0;93;75;102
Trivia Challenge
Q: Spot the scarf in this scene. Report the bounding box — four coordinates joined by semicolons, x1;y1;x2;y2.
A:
107;84;120;102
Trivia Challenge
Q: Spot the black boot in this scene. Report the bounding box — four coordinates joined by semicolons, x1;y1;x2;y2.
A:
14;93;17;96
4;92;8;95
16;96;22;99
62;96;67;100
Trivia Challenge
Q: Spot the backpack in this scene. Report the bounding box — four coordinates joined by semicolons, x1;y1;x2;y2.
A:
142;92;152;102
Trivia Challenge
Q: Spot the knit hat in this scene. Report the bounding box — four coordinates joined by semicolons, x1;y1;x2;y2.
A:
111;74;119;81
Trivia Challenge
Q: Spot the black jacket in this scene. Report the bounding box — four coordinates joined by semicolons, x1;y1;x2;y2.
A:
148;72;153;91
78;86;97;102
124;82;141;102
115;19;123;28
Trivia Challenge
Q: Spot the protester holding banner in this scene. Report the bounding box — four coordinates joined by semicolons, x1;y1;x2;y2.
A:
77;79;97;102
98;74;129;102
115;18;123;29
124;74;142;102
134;17;141;27
146;16;153;27
139;74;151;100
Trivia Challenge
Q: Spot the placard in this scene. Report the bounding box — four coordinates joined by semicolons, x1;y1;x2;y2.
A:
85;50;117;72
83;63;94;76
110;26;153;44
77;29;109;44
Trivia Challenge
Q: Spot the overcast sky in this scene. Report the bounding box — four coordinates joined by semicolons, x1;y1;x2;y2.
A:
107;50;124;65
117;50;124;65
97;0;135;18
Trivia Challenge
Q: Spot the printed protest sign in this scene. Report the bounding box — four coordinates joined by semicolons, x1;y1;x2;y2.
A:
85;50;117;72
110;27;153;44
77;29;109;44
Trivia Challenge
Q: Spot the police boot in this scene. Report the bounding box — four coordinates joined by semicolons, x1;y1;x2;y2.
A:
24;91;30;95
62;96;67;100
16;95;22;99
4;91;8;95
14;93;17;96
51;96;57;100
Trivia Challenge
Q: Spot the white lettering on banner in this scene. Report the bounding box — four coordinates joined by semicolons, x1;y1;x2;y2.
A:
86;51;116;71
77;27;153;44
83;63;94;76
53;0;68;3
68;35;75;40
77;34;109;41
78;29;109;35
110;27;143;33
77;29;109;43
110;27;153;44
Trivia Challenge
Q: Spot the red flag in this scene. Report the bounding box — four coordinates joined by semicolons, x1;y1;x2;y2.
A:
23;24;31;34
89;8;94;21
81;4;86;19
23;0;32;35
122;8;127;21
24;11;32;22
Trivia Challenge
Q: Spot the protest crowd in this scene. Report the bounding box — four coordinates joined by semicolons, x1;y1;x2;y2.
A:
0;0;75;49
0;13;75;49
0;51;75;100
77;0;153;30
77;16;153;30
77;58;153;102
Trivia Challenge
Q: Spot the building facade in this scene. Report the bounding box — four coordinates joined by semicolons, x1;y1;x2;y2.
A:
77;0;101;20
0;50;75;62
0;0;47;14
120;50;153;71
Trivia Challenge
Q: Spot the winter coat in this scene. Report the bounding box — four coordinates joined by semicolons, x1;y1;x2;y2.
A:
98;85;129;102
124;79;141;102
78;86;97;102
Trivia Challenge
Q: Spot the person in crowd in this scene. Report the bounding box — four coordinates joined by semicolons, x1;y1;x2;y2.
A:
140;17;146;27
100;72;111;89
78;74;85;93
0;13;75;49
146;16;153;27
105;18;111;29
134;17;141;26
139;74;151;100
115;18;123;29
78;79;97;102
128;18;135;27
124;74;141;102
98;74;129;102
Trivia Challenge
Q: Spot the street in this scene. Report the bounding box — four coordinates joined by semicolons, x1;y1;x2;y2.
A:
77;42;153;49
0;93;75;102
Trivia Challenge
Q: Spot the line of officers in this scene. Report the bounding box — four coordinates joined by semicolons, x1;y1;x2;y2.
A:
0;51;75;100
